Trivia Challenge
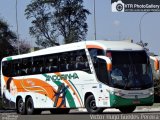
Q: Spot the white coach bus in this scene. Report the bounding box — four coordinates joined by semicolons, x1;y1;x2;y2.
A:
1;40;154;114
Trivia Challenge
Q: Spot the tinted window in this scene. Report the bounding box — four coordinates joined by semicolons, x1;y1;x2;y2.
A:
2;49;91;77
111;51;148;64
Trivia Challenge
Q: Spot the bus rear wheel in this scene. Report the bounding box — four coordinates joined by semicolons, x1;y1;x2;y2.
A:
85;95;104;114
26;97;35;115
119;106;136;113
17;97;26;115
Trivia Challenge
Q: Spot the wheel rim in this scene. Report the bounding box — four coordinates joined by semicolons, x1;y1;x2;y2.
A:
89;99;97;110
27;100;33;111
18;99;23;113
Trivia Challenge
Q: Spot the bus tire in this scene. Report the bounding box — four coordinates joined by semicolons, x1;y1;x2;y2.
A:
50;108;70;114
85;95;103;114
119;106;136;113
26;97;35;115
17;97;26;115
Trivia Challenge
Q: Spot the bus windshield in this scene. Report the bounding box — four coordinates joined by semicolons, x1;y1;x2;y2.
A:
108;51;153;90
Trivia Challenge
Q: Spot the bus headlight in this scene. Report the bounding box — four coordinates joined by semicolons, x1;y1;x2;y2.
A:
149;88;154;95
114;91;124;97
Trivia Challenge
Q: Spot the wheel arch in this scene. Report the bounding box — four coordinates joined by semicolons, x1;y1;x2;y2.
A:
84;92;94;106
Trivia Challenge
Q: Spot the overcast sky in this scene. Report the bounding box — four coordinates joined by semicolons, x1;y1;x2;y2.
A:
0;0;160;54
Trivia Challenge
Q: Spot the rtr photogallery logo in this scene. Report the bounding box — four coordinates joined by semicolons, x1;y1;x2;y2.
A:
112;0;124;12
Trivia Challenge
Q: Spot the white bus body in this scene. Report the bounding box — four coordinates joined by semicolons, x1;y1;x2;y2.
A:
1;40;154;114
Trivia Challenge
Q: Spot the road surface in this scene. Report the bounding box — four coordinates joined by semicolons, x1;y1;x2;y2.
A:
0;109;160;120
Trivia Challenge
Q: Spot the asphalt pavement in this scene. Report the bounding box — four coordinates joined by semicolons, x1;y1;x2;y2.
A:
0;107;160;120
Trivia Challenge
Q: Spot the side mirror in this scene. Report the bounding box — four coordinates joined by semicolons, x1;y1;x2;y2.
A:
106;57;112;72
154;58;159;71
97;56;112;72
150;56;159;71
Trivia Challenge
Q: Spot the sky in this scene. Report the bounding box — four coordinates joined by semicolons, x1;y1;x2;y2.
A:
0;0;160;55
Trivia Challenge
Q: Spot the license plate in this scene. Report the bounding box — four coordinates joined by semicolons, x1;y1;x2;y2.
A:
133;100;140;104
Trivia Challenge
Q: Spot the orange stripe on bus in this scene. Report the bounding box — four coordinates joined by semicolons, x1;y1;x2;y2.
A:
154;58;159;71
3;76;57;102
86;45;103;49
3;74;82;107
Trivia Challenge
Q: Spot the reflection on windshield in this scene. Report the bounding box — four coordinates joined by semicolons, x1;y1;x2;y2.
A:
109;51;153;90
111;64;152;90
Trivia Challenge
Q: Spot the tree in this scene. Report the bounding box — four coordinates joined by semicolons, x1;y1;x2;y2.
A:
25;0;59;48
17;40;31;54
25;0;90;47
52;0;90;43
0;19;17;60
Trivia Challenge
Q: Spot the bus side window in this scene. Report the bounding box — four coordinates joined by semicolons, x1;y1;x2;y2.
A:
35;61;40;74
44;54;59;73
32;56;43;74
67;52;76;71
45;58;51;73
76;50;91;73
98;58;109;85
17;63;21;76
7;61;13;77
21;59;27;75
59;53;68;71
26;61;32;75
39;57;45;73
13;60;19;76
88;48;109;83
50;56;59;72
67;58;75;71
2;61;8;76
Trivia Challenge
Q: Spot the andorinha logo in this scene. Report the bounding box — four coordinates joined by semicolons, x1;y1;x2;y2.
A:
44;73;79;81
111;0;160;12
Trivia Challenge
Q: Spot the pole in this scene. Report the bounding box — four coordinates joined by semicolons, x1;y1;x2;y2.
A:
139;12;150;45
16;0;20;54
94;0;97;40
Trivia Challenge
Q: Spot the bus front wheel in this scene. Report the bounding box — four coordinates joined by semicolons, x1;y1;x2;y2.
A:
85;95;104;114
119;106;136;113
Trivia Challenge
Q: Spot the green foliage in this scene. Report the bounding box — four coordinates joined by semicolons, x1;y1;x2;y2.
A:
25;0;58;48
25;0;90;47
0;19;17;60
53;0;90;43
18;40;31;54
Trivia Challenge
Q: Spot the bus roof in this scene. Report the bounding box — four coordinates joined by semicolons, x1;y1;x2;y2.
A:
86;40;143;51
2;40;144;61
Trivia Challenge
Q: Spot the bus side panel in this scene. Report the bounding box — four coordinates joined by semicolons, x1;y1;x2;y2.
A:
1;76;16;109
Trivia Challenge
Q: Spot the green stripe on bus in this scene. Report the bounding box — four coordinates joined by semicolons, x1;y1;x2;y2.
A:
54;81;76;108
42;74;76;107
110;93;154;107
6;57;12;61
68;80;83;105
